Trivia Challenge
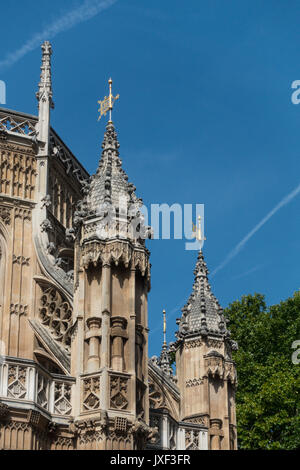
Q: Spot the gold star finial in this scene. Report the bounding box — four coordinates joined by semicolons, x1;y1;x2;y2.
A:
98;78;119;122
192;215;206;242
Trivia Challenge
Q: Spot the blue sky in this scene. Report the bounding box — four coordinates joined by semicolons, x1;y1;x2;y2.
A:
1;0;300;356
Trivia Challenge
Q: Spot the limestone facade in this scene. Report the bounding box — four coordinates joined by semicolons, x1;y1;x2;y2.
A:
0;41;237;450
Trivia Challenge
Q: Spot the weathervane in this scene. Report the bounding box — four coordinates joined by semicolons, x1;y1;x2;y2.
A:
98;78;119;122
192;215;206;243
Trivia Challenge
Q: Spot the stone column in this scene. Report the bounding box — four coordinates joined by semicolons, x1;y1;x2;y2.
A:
142;281;149;422
222;379;230;450
100;263;111;411
202;375;210;418
128;268;136;414
111;317;128;371
86;317;101;372
210;418;222;450
161;412;169;449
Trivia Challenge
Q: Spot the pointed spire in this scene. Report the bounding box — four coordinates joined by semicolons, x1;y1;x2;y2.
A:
36;41;54;109
36;41;54;156
176;250;228;338
157;309;173;377
87;120;142;212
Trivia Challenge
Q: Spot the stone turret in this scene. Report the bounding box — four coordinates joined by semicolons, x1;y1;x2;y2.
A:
175;250;238;450
71;118;152;450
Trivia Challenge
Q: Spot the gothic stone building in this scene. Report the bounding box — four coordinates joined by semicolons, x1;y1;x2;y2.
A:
0;42;237;450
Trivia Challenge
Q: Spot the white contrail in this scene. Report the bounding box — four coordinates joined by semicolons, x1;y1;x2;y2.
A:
211;182;300;278
0;0;117;71
230;264;264;281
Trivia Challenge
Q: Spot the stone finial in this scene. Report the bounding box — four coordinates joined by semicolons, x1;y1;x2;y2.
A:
36;41;54;157
36;41;54;108
36;41;54;109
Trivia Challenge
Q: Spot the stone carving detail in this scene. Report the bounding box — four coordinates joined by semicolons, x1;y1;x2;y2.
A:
205;353;225;379
7;366;27;399
185;339;203;349
54;382;72;416
207;339;223;349
81;240;149;278
0;129;7;141
224;361;237;385
184;415;208;426
185;429;200;450
0;114;37;137
14;207;32;220
27;410;41;426
12;255;30;266
0;206;11;225
50;133;89;186
110;375;129;410
41;195;52;209
148;379;164;409
39;287;73;352
41;219;53;233
2;421;30;432
0;148;36;200
186;378;203;387
0;402;9;418
37;374;49;409
149;415;161;446
10;304;28;316
82;376;100;411
52;436;74;450
76;419;102;446
114;417;127;432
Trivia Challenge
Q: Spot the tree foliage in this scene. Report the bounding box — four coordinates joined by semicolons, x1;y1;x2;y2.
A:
224;292;300;449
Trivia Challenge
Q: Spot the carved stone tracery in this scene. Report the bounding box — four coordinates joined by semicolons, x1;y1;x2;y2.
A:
7;365;27;399
54;382;72;416
39;287;73;352
82;376;101;411
148;379;164;410
110;375;129;410
185;429;200;450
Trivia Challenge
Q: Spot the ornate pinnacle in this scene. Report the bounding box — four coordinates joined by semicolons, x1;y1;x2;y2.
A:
156;308;173;377
36;41;54;109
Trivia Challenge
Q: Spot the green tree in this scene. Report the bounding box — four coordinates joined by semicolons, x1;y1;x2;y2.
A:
224;292;300;449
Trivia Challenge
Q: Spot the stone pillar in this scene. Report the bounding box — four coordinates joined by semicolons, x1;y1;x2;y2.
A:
177;427;185;450
100;263;111;411
222;379;231;450
142;282;149;421
86;317;101;372
202;375;210;417
111;316;128;371
128;268;136;414
161;413;169;449
210;419;223;450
